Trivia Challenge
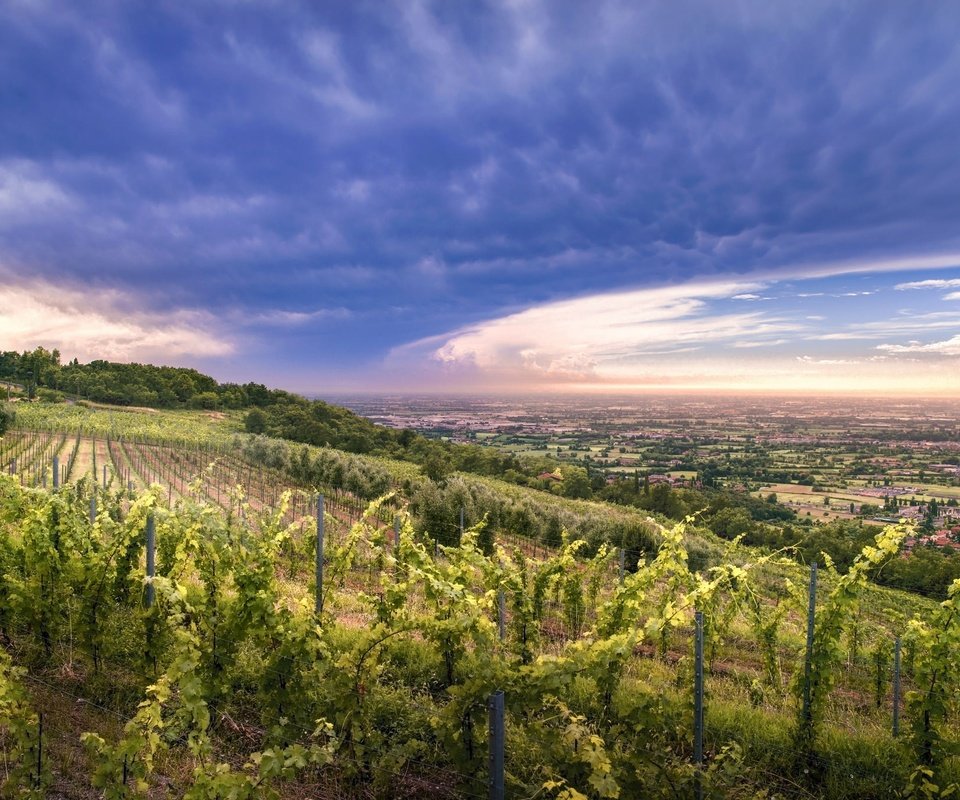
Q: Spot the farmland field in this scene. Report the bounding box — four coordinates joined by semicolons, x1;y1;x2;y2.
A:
340;394;960;532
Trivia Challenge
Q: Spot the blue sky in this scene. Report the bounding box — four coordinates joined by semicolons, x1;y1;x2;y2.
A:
2;1;960;394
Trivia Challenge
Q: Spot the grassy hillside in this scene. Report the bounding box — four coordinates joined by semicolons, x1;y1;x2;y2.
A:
0;348;555;485
0;401;957;798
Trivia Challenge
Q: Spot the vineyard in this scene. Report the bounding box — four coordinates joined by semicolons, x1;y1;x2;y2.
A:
0;428;373;529
1;413;960;798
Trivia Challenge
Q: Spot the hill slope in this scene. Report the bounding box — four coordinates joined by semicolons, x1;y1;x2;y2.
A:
2;400;958;798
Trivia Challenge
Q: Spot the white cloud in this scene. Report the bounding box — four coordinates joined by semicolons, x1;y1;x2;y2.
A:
162;193;270;220
300;30;380;119
796;356;854;365
420;286;960;375
895;278;960;290
303;265;378;287
0;274;233;361
782;253;960;282
387;263;960;393
411;255;448;288
806;311;960;340
732;338;788;348
93;36;184;125
403;279;794;378
244;307;352;326
0;160;74;223
945;291;960;301
877;335;960;356
334;180;371;202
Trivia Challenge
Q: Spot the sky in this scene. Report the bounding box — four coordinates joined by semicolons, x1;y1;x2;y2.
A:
2;0;960;396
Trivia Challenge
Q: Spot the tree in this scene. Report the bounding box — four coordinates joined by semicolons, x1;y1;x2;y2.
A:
922;501;939;534
171;373;197;403
709;507;755;541
561;466;592;499
0;404;12;436
190;391;219;410
244;408;268;434
423;453;453;483
543;514;563;547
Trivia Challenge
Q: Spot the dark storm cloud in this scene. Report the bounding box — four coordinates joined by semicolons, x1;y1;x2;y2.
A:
2;0;960;380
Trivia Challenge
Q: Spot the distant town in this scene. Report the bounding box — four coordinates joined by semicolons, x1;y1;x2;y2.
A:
337;394;960;543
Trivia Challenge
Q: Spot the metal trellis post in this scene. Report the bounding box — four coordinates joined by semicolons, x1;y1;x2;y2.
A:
145;513;156;608
315;494;325;616
488;691;505;800
498;588;507;641
893;635;902;738
694;610;705;800
802;563;818;727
